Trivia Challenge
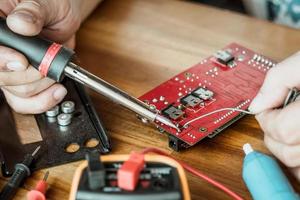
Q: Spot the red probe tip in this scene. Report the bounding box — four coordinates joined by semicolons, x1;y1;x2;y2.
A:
27;171;49;200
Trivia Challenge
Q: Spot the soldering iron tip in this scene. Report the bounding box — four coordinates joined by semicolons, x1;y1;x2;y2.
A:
155;114;180;132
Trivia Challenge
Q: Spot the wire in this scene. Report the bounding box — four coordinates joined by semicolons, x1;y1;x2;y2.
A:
183;108;253;127
141;148;244;200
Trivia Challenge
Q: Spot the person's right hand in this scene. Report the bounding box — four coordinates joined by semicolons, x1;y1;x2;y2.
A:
0;0;83;114
249;51;300;182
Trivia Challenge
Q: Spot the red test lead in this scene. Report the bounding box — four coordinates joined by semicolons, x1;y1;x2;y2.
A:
27;171;49;200
117;152;145;191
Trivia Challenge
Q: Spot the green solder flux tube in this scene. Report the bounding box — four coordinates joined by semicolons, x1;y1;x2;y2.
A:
242;143;299;200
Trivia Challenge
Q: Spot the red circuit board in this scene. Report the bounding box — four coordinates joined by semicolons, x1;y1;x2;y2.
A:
139;43;275;148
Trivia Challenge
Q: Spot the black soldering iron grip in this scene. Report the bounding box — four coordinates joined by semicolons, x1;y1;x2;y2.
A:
0;17;75;82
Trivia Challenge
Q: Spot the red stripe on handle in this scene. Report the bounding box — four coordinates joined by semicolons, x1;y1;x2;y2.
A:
38;43;62;76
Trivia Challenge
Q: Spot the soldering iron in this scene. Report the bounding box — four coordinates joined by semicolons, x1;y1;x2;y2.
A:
0;17;179;132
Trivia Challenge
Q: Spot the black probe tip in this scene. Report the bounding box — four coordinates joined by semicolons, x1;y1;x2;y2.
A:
31;146;41;157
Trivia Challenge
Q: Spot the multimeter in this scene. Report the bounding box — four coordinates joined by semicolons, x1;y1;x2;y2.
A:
69;152;191;200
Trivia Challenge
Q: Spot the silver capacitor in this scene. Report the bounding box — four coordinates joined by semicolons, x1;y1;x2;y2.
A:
45;105;59;117
61;101;75;114
57;113;72;126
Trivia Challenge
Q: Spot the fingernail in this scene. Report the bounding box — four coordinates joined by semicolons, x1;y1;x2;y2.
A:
11;10;36;23
53;87;67;102
248;93;266;114
6;61;26;71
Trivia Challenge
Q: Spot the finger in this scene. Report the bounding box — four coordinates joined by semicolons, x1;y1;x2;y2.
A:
256;100;300;144
264;135;300;167
3;77;55;98
249;52;300;114
0;65;42;86
41;20;80;44
1;83;67;114
0;0;14;16
0;46;28;71
6;0;48;36
291;167;300;182
63;35;76;49
0;10;5;17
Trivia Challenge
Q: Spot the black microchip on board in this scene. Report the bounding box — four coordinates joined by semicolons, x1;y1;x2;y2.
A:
180;94;202;108
215;50;234;65
192;87;214;100
162;105;185;120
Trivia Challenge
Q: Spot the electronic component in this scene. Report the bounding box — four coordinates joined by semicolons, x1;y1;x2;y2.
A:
45;106;59;117
61;101;75;114
69;152;191;200
139;43;274;151
86;151;105;190
180;95;202;108
0;146;41;200
162;105;185;120
192;87;214;100
215;50;234;65
242;144;299;200
27;171;49;200
57;113;72;126
70;148;245;200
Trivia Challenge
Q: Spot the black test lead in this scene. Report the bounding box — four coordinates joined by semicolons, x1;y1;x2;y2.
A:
0;17;179;133
0;146;41;200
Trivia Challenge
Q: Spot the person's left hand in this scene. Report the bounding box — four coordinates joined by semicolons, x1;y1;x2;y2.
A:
249;51;300;182
0;0;82;114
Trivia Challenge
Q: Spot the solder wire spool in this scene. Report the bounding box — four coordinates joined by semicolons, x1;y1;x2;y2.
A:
242;143;299;200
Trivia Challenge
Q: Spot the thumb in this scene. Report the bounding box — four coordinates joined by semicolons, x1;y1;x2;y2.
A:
249;52;300;114
6;0;48;36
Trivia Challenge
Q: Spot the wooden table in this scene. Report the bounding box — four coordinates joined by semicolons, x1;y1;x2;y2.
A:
1;0;300;199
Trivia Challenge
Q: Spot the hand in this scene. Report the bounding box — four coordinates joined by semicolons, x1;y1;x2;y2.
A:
0;0;100;114
249;51;300;182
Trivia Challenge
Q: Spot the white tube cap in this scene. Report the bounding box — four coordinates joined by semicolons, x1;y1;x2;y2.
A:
243;143;254;155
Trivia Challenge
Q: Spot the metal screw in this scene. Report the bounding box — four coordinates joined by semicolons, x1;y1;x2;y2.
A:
45;105;59;117
61;101;75;114
57;113;72;126
199;127;207;132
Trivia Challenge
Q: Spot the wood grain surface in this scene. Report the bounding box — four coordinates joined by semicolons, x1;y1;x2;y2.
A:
1;0;300;199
